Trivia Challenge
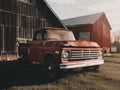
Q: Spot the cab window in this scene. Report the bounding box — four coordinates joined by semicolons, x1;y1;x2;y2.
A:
35;32;42;40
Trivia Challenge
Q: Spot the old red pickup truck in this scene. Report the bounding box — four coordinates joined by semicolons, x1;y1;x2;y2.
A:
18;27;104;78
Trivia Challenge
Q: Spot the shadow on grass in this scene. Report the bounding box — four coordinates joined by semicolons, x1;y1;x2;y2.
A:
0;60;58;89
0;60;97;89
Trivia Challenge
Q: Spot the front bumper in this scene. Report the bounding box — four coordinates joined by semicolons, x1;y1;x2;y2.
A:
60;59;104;69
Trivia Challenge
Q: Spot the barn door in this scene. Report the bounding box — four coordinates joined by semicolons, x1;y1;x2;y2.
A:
0;25;17;53
0;26;3;54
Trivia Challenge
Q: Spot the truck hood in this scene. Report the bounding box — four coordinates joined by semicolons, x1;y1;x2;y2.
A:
42;40;100;48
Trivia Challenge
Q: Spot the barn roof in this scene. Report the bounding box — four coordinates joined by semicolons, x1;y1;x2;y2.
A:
63;12;105;26
35;0;67;29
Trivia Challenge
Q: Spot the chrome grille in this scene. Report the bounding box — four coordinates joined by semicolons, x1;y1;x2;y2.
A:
70;50;99;60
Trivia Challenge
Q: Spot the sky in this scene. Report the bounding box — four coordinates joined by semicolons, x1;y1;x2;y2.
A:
46;0;120;30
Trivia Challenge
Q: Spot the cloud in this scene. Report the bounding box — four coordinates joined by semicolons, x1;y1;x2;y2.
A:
83;0;120;30
86;0;120;12
46;0;120;29
47;0;77;4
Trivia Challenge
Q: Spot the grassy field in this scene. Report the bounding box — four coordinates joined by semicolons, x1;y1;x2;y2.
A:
0;53;120;90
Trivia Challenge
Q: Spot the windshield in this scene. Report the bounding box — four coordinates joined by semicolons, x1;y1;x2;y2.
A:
44;30;75;40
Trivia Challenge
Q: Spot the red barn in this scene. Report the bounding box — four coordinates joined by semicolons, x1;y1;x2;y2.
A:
63;12;111;52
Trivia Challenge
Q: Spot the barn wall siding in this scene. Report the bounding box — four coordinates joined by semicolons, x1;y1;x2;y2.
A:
0;0;65;54
65;13;111;51
93;15;111;49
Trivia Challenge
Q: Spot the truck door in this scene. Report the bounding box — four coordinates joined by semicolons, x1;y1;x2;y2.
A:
29;31;43;62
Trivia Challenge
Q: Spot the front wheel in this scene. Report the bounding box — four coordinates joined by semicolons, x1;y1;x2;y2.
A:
44;56;59;79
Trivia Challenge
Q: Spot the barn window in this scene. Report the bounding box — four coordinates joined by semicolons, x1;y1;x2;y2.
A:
79;32;90;41
103;25;107;35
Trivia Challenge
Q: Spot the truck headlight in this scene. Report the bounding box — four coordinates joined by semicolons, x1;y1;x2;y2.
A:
62;51;71;61
98;50;103;59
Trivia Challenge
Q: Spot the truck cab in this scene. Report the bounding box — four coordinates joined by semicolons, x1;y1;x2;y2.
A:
18;27;104;78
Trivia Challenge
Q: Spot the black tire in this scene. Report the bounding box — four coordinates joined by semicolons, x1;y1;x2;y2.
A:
83;65;100;71
44;56;59;79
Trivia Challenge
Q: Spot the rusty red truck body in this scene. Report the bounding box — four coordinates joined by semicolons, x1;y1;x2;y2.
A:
18;27;104;78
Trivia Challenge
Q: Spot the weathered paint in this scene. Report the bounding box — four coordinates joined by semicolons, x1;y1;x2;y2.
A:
19;27;103;66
